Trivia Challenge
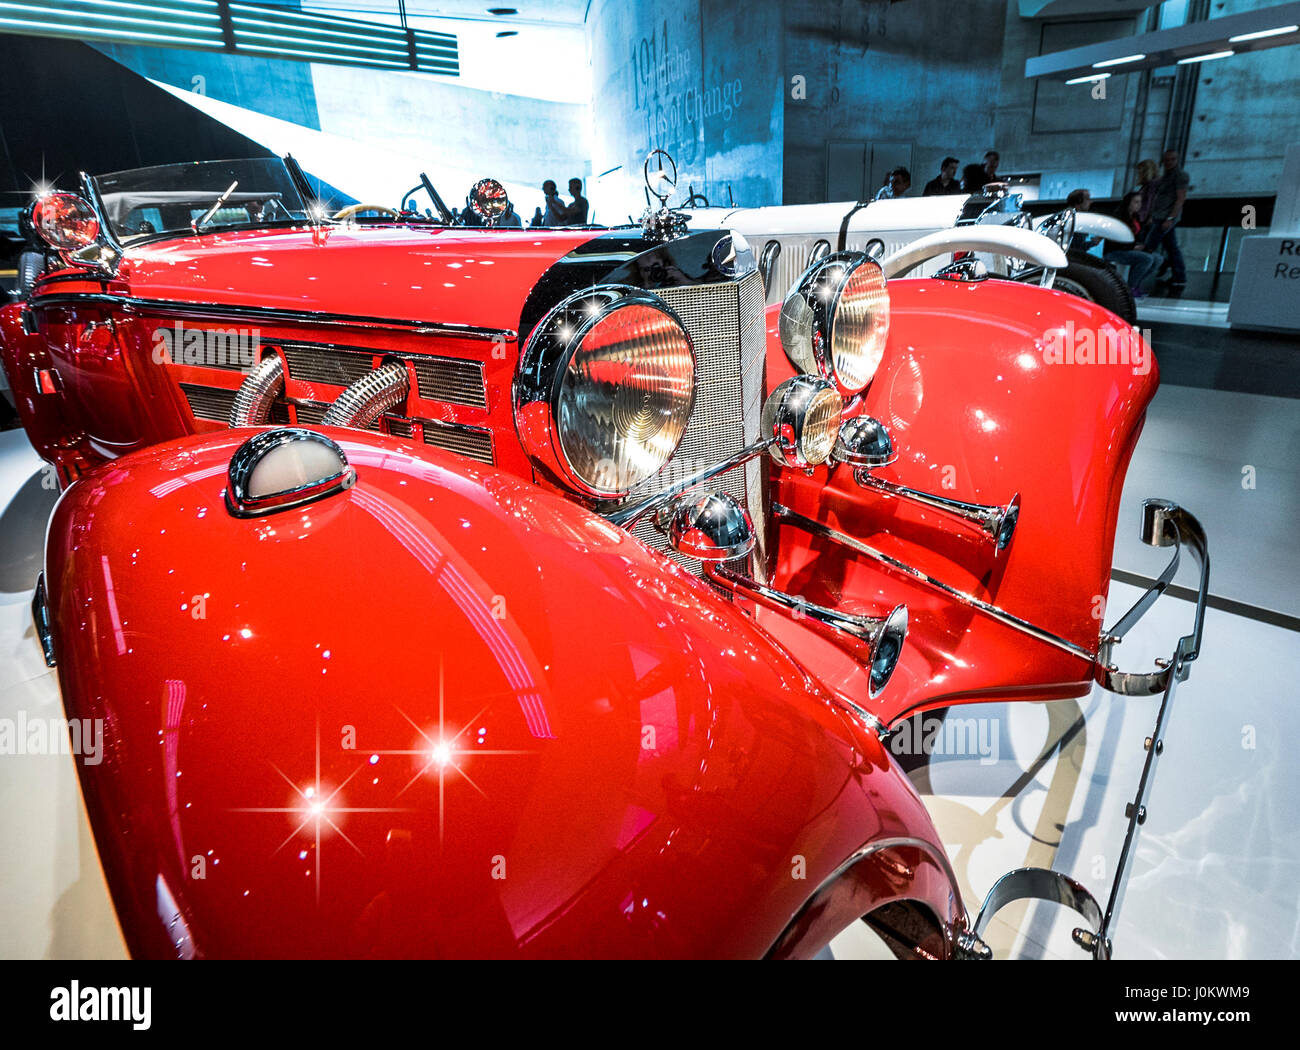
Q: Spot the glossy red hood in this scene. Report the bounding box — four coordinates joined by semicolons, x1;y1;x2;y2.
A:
113;225;600;331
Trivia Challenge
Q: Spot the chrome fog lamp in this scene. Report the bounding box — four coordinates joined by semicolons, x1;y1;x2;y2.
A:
779;251;890;396
762;375;843;469
833;415;896;468
516;285;696;498
666;491;755;563
225;428;355;518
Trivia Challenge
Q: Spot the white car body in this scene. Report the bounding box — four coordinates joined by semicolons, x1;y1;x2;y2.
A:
684;194;1130;305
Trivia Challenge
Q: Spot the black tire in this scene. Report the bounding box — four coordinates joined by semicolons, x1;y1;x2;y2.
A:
1050;251;1137;325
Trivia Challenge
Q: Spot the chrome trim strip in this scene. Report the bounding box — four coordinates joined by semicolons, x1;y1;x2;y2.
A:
26;292;516;343
772;503;1097;662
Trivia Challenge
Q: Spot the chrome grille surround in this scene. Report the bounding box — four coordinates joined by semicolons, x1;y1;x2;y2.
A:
627;270;767;575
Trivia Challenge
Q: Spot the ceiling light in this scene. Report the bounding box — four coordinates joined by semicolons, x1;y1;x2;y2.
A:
1092;53;1146;68
487;6;518;13
1176;50;1235;64
1229;25;1298;43
1066;72;1111;84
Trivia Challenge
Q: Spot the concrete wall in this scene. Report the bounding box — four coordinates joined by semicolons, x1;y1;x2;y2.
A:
587;0;784;217
783;0;1007;204
1180;0;1300;196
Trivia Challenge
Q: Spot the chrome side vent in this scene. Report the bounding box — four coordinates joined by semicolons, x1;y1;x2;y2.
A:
410;356;488;409
280;344;375;387
292;400;380;431
180;382;237;422
421;420;494;464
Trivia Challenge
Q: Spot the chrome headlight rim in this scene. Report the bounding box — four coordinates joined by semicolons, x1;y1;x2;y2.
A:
514;284;697;500
779;250;890;397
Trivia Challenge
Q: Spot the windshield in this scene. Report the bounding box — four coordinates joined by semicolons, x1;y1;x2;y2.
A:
91;158;312;242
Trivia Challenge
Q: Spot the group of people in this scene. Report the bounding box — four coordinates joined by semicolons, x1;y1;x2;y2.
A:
1075;150;1191;297
872;150;1005;201
532;178;590;227
453;177;589;227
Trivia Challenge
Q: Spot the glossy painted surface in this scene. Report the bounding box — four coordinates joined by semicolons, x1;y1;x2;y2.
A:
44;428;960;958
760;277;1156;726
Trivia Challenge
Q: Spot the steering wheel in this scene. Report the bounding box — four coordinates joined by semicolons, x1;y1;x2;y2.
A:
333;204;402;221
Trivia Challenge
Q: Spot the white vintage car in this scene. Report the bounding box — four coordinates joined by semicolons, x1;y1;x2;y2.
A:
684;187;1137;322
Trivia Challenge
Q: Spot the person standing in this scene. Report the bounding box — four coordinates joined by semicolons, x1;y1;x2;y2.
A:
873;167;912;200
1142;150;1190;293
923;157;962;196
1134;159;1159;222
541;180;567;226
963;151;1000;193
565;178;590;225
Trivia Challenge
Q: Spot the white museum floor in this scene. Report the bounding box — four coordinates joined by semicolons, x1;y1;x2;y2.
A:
1;380;1297;960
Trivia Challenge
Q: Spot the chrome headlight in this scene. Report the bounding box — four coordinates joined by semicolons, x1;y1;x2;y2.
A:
515;286;696;498
779;251;890;396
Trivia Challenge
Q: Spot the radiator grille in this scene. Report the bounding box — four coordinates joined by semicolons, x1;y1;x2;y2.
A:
421;420;494;464
627;271;766;572
180;383;237;423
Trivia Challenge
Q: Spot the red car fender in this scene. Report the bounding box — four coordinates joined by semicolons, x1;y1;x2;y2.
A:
762;278;1157;725
44;427;960;958
0;301;103;482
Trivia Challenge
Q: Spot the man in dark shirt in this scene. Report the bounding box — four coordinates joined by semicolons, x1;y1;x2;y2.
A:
565;178;590;225
964;150;1000;193
1142;149;1190;291
923;157;962;196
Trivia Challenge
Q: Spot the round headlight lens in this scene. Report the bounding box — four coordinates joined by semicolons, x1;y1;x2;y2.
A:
830;259;889;392
779;252;890;396
545;296;694;497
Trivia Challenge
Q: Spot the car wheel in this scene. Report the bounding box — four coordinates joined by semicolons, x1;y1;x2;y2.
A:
1050;251;1137;325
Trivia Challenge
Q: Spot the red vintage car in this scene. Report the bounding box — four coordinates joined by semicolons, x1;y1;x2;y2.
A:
2;155;1208;960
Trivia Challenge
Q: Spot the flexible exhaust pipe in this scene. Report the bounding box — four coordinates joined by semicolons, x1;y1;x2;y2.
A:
229;355;285;427
322;362;410;429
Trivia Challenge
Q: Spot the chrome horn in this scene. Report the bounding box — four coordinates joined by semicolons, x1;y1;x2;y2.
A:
663;491;908;698
835;416;1020;553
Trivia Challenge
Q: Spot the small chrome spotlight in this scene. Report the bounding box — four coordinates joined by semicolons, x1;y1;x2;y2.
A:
761;375;844;469
833;415;896;468
666;491;755;563
225;428;355;518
